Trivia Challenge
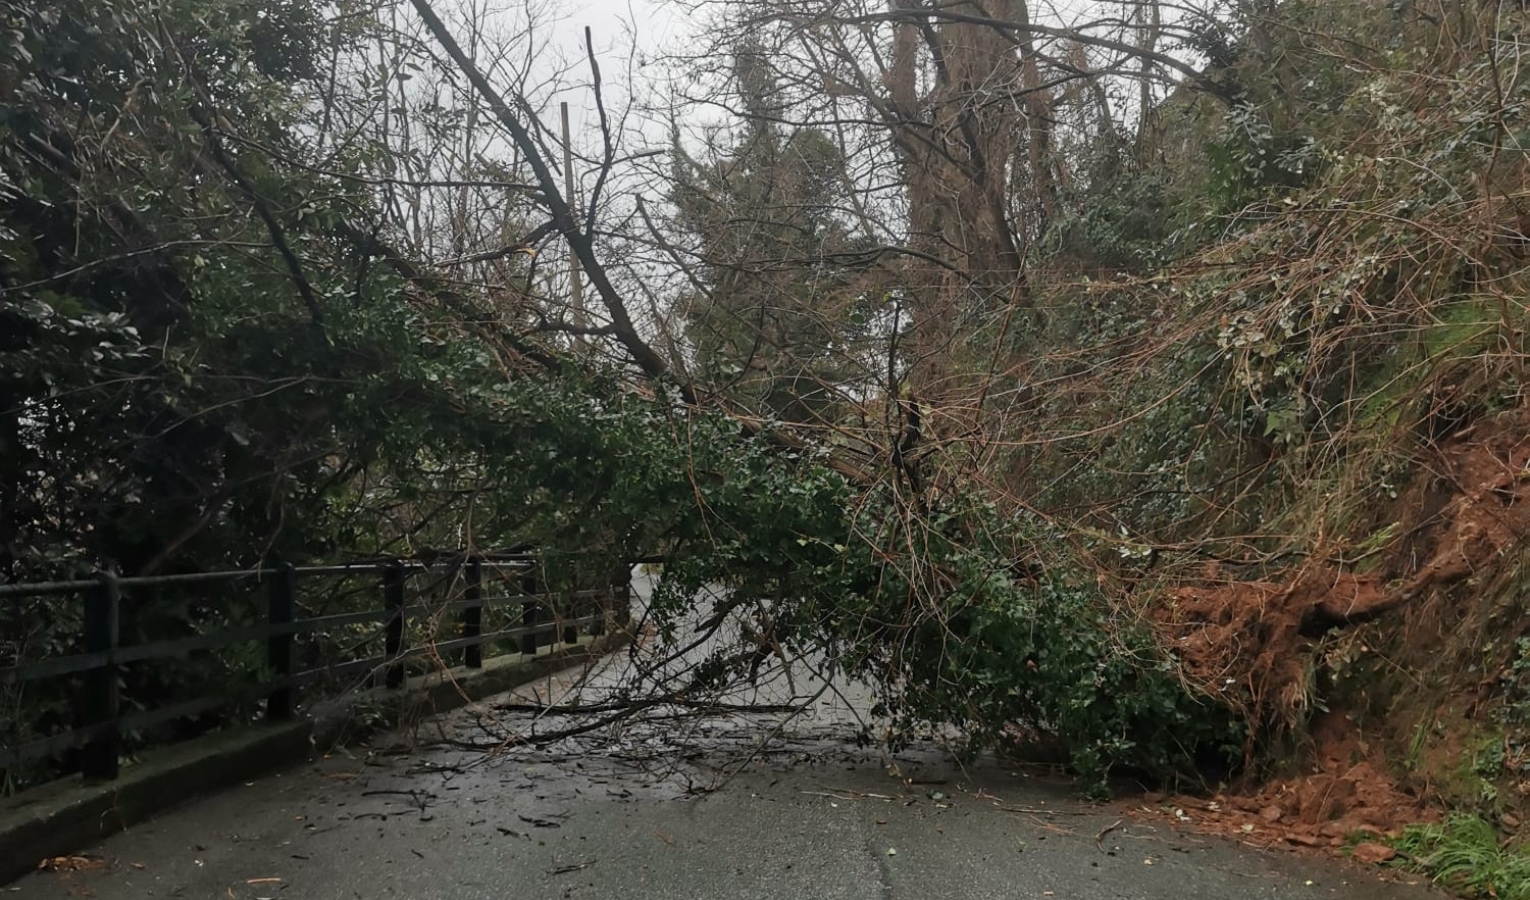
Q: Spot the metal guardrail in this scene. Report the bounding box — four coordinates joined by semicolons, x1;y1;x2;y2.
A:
0;555;631;781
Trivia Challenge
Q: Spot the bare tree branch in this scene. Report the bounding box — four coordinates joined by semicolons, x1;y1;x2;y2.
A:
407;0;686;396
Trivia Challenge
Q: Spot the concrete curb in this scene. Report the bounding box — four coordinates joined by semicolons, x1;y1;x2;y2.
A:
0;632;629;884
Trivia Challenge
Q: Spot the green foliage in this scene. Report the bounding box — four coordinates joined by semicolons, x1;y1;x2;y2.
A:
1206;103;1319;213
1390;815;1530;900
1500;639;1530;732
1022;278;1259;546
1474;638;1530;804
0;0;585;780
16;0;1525;809
647;472;1241;793
668;45;879;422
1;0;377;578
1045;152;1195;272
898;565;1243;793
1026;0;1530;564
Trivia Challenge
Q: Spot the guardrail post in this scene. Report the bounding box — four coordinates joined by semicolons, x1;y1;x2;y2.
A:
591;582;608;637
519;567;540;656
81;573;121;781
462;557;482;669
614;570;633;629
267;563;297;721
596;566;624;637
562;581;579;645
384;562;406;689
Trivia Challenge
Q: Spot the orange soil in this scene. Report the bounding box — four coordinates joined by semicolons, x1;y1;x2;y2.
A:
1138;407;1530;846
1130;710;1432;856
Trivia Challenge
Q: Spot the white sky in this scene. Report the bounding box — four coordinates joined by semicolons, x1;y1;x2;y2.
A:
541;0;680;142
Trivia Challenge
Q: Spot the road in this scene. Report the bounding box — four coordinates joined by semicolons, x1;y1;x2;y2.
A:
8;576;1441;900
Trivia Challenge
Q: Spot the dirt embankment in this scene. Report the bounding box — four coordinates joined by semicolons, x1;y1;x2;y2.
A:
1143;407;1530;846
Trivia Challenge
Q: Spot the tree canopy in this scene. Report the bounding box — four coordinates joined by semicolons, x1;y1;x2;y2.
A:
6;0;1530;800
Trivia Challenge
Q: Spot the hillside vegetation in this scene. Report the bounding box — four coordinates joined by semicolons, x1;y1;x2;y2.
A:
3;0;1530;842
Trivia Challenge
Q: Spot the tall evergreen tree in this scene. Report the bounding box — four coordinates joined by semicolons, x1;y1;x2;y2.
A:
668;45;881;424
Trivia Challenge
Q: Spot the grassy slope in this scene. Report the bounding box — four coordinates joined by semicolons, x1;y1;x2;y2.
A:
1015;0;1530;826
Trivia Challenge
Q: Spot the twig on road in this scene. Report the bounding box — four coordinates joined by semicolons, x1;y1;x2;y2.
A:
1096;818;1124;852
987;800;1095;817
803;789;899;802
493;698;808;716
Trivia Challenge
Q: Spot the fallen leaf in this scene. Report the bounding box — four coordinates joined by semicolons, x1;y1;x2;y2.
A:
37;856;105;872
1350;843;1398;865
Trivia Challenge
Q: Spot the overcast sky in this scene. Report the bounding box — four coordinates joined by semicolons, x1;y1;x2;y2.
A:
539;0;679;139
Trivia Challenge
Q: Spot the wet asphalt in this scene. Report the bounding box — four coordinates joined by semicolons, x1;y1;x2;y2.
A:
4;724;1444;900
7;575;1444;900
